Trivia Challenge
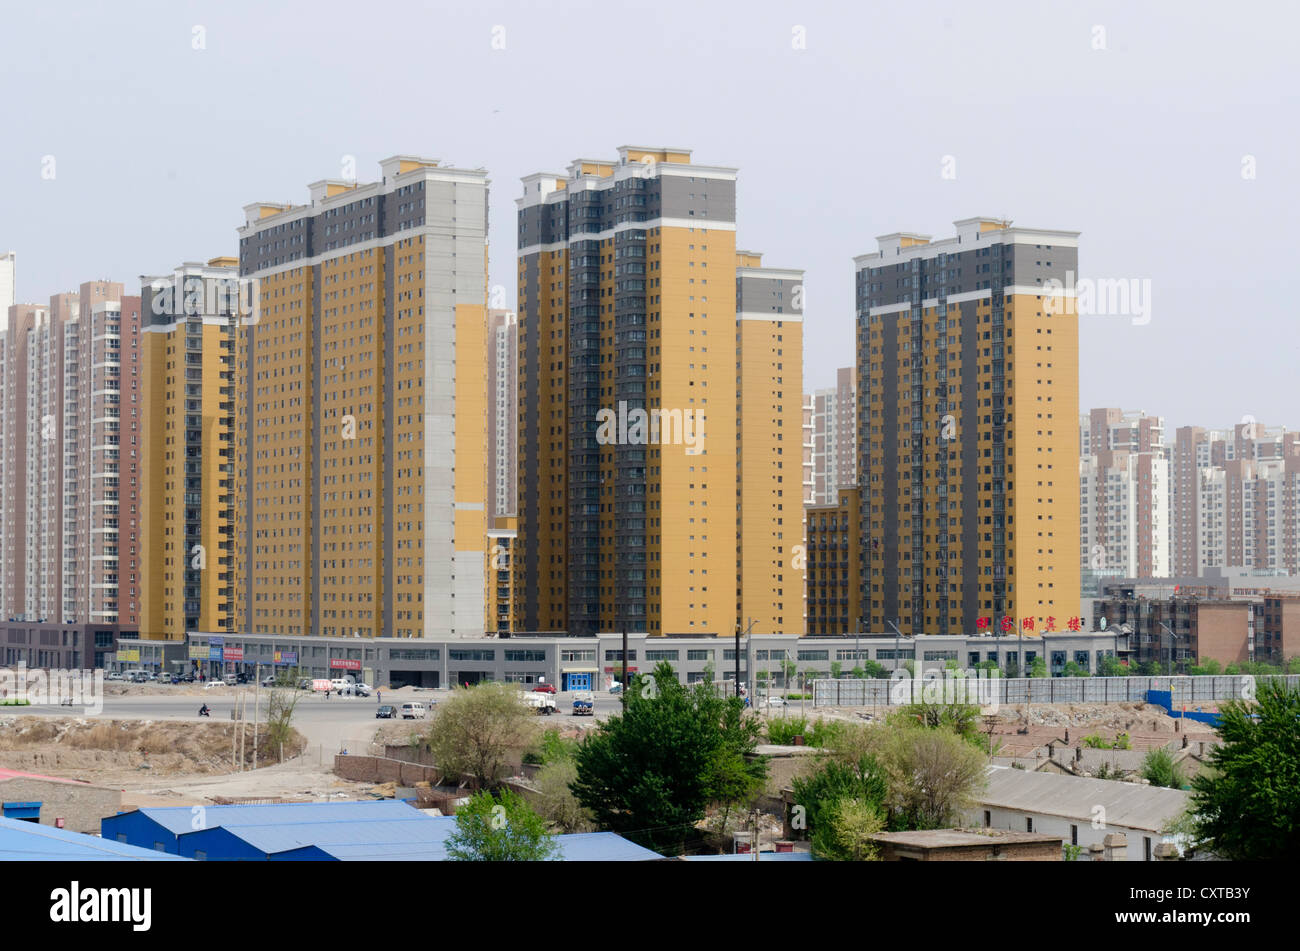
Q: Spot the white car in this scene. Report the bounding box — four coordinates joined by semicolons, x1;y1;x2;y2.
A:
766;696;787;707
352;683;372;697
204;680;227;689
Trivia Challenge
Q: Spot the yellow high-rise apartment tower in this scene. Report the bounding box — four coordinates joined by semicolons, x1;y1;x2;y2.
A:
140;259;239;640
854;218;1080;637
234;156;490;639
516;146;802;636
735;251;804;635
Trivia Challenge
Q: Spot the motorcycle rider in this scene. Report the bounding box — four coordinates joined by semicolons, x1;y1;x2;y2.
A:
198;703;210;717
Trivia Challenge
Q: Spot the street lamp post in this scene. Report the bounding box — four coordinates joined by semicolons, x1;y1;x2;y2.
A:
1157;621;1176;677
886;618;903;675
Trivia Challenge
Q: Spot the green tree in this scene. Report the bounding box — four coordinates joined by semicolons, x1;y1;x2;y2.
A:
572;661;766;854
830;661;843;679
445;788;559;861
895;701;983;750
1062;660;1090;678
1096;655;1127;678
880;723;987;830
425;682;540;790
533;758;594;833
791;753;888;845
859;659;888;679
262;684;304;762
1189;657;1222;676
1141;748;1187;789
1028;656;1048;678
1189;679;1300;859
1286;656;1300;675
812;796;884;861
780;658;797;688
850;665;865;680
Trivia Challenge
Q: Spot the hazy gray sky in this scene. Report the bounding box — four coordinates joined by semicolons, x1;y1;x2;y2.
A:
2;0;1295;431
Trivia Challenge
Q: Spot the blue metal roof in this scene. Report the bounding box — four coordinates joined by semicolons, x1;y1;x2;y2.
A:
186;815;457;856
171;805;662;861
0;816;189;861
551;832;663;861
127;799;422;834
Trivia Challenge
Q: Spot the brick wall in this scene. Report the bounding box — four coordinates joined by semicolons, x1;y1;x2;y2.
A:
0;777;121;834
333;755;444;786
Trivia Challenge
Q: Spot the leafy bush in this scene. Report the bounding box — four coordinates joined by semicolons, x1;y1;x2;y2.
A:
1141;748;1186;789
766;717;843;748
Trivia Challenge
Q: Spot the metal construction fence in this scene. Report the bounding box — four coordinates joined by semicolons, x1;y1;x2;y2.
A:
812;674;1300;708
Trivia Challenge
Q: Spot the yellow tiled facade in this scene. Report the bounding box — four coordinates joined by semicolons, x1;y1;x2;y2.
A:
233;157;492;640
140;259;238;640
517;147;801;636
855;219;1081;637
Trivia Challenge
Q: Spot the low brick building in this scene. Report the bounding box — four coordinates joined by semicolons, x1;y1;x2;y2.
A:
871;829;1062;861
0;769;122;834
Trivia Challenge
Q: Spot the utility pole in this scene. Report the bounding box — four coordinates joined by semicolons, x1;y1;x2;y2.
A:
621;624;628;711
887;618;903;674
253;662;260;771
738;618;756;700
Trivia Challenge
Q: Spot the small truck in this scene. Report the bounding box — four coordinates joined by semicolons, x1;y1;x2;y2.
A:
524;692;557;715
572;691;594;716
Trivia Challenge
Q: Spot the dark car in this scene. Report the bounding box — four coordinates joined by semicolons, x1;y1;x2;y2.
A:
532;683;557;694
375;704;397;719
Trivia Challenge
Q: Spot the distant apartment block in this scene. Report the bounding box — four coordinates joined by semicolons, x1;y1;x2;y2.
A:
855;218;1081;637
235;156;491;639
2;277;141;632
488;308;517;520
73;282;142;628
140;259;239;640
736;251;803;636
1168;421;1300;577
0;252;14;312
801;394;814;504
806;366;855;505
1079;408;1169;581
805;486;861;635
516;146;800;635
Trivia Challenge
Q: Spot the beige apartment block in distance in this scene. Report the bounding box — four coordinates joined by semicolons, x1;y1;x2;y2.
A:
3;295;64;623
235;156;491;639
517;146;799;636
806;366;856;506
736;251;803;635
69;283;142;629
140;259;239;640
1079;408;1169;580
3;281;142;627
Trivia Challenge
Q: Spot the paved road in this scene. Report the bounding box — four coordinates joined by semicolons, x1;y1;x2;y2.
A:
9;685;629;750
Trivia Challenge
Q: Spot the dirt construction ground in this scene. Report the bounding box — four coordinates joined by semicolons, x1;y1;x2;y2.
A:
0;699;1219;809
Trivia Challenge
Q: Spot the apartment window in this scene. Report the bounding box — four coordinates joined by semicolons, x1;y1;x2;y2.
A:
1026;817;1034;833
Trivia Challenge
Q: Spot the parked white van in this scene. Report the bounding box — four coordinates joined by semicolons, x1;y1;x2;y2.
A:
399;702;428;720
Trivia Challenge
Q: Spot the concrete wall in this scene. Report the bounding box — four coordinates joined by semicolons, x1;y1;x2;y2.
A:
0;777;121;834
